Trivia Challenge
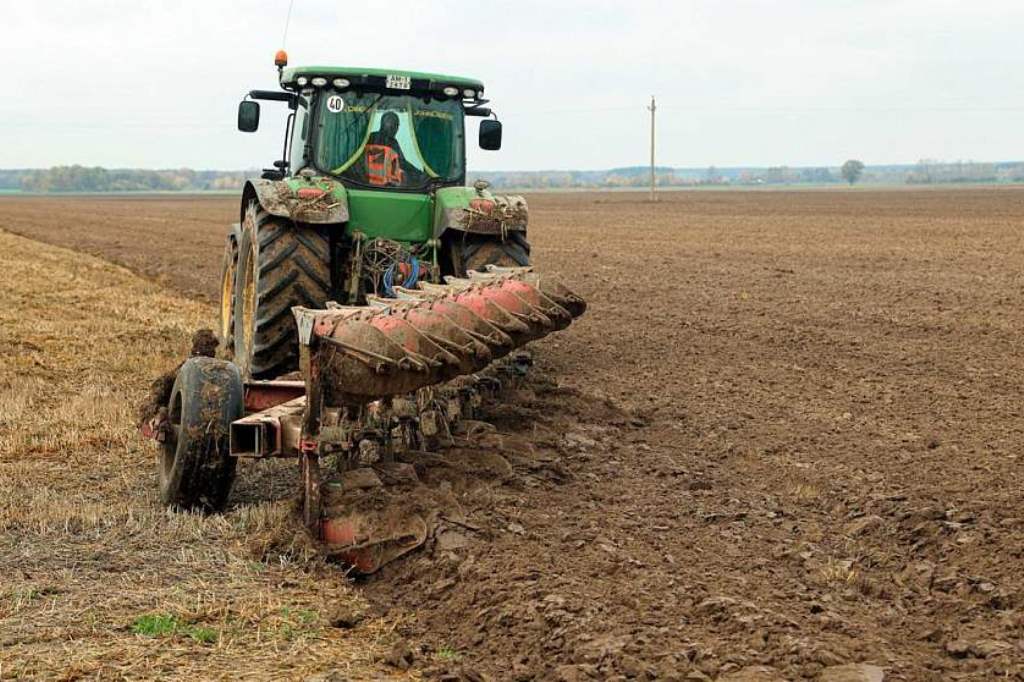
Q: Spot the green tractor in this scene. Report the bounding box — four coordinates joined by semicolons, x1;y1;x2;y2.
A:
143;54;586;569
222;52;531;379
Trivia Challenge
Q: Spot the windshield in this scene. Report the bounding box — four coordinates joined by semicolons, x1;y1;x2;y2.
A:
315;92;465;190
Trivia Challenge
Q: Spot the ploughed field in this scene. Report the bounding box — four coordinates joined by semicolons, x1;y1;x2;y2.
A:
2;188;1024;680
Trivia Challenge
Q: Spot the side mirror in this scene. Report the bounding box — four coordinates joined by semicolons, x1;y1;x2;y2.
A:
479;119;502;150
237;100;260;132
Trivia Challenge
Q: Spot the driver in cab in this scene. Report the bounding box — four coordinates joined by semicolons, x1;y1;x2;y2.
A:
364;112;422;187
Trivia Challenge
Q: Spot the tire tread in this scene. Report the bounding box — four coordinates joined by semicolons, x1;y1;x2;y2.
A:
234;206;331;379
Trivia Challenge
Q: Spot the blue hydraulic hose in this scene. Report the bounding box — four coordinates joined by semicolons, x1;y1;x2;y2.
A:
382;257;419;298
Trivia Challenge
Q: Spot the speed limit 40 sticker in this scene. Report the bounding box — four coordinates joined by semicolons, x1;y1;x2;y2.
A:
326;95;345;113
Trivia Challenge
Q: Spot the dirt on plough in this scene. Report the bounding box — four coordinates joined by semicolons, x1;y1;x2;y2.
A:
3;188;1024;679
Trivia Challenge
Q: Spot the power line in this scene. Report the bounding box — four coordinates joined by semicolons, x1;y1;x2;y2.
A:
658;105;1024;113
506;104;1024;115
504;106;642;116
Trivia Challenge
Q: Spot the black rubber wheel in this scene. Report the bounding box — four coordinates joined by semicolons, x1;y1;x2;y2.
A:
446;231;530;277
233;201;331;379
159;357;242;512
217;224;242;358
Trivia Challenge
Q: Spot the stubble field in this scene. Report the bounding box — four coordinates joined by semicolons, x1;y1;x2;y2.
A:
2;188;1023;680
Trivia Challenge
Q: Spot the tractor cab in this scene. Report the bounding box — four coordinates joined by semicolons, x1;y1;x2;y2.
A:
238;61;501;190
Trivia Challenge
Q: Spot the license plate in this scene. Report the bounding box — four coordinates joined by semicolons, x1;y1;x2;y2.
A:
386;74;411;90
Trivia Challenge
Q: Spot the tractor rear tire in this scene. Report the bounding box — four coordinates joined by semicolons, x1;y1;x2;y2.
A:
159;357;242;512
233;203;331;379
217;224;242;358
449;231;531;276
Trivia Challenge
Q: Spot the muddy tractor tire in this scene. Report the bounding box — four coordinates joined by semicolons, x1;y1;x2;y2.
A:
449;231;531;276
232;202;331;379
217;224;243;358
159;357;242;512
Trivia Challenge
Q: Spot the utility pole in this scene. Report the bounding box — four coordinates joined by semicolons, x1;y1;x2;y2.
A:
648;95;657;202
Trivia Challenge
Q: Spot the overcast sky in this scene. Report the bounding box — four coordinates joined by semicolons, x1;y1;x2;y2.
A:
3;1;1023;171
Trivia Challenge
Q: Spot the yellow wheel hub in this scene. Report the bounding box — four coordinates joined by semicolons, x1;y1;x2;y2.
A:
242;243;257;356
220;252;236;341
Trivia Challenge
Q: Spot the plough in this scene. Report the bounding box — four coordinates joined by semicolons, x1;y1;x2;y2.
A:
144;267;584;572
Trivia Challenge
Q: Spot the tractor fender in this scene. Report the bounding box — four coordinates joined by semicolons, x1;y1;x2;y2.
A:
433;185;528;238
241;177;350;225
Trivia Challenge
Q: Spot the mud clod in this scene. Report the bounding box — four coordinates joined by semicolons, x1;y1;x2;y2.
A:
136;327;218;427
189;328;218;358
819;664;886;682
327;603;365;630
381;640;415;670
337;468;383;491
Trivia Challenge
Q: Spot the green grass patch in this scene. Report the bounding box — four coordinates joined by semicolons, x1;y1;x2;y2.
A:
273;607;318;640
131;613;179;637
280;606;318;625
186;626;218;644
437;646;460;662
131;613;219;644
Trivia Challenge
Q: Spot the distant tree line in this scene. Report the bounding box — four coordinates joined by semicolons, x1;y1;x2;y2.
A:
5;161;1024;193
905;159;1000;184
479;161;1024;188
10;166;250;193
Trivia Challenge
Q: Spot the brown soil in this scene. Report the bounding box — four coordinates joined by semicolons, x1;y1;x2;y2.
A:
4;188;1024;679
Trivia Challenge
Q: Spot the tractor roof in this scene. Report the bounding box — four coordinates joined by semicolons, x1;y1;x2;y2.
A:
280;66;484;92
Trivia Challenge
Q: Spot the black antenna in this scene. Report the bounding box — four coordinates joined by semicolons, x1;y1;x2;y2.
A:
281;0;296;49
275;0;295;77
